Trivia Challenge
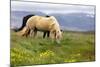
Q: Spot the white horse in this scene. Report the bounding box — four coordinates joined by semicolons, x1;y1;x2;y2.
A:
22;15;62;43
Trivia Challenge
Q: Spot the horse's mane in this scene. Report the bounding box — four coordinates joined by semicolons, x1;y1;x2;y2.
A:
45;15;50;17
49;16;60;28
15;14;35;32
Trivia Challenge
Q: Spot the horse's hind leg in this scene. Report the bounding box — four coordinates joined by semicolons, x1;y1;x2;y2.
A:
25;29;30;37
33;29;37;37
34;30;37;37
30;29;34;37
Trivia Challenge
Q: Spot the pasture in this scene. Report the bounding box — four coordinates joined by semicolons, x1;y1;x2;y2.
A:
10;31;95;66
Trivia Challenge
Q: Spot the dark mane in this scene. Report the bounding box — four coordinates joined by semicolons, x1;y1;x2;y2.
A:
15;14;35;32
45;15;50;17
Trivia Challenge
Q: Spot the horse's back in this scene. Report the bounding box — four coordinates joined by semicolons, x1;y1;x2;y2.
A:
27;16;54;30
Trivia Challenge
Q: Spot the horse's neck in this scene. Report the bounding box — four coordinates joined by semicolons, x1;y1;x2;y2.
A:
52;18;60;31
49;16;60;31
51;17;60;27
53;23;60;32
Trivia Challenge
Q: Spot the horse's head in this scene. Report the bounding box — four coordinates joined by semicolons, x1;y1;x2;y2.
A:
52;30;62;44
49;16;63;44
51;25;62;44
55;29;62;42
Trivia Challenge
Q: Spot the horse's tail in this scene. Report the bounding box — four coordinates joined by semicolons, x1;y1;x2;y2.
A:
15;14;35;32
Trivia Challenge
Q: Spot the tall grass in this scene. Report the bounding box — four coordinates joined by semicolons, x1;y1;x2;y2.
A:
10;31;95;66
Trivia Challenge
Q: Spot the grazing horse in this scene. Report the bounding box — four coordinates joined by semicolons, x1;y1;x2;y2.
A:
16;14;50;38
23;15;62;43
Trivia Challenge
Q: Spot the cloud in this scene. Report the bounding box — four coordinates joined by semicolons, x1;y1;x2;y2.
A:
11;1;95;14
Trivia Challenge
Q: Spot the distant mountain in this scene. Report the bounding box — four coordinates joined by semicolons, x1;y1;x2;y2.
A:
49;13;95;31
11;11;46;28
11;11;95;32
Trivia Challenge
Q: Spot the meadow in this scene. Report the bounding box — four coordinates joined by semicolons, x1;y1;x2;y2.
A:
10;31;95;67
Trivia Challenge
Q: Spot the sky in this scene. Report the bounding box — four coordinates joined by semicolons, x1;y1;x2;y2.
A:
11;1;95;14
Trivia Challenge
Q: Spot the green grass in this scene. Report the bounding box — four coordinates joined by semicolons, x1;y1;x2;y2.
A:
10;31;95;67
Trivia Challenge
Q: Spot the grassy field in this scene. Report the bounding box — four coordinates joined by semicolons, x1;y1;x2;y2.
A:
10;31;95;67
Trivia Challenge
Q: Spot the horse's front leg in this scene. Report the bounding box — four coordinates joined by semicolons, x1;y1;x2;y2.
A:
43;32;46;38
50;30;56;39
47;31;50;38
50;31;55;42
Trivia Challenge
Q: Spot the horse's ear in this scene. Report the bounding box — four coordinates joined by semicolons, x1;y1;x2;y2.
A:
60;30;63;32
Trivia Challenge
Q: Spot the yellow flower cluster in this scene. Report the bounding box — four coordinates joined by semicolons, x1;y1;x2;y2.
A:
39;50;55;58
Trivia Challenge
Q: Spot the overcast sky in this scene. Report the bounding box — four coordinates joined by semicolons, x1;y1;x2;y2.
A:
11;1;95;14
